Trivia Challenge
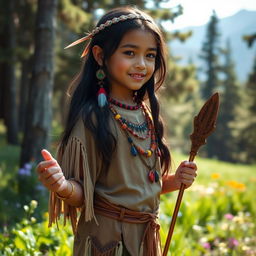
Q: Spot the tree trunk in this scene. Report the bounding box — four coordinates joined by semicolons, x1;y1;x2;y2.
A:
0;0;18;144
0;64;5;120
20;0;58;167
18;58;32;133
0;2;7;119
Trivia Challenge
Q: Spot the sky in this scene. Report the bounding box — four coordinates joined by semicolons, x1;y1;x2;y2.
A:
160;0;256;29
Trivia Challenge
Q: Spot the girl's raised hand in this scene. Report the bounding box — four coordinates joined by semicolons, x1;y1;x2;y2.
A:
36;149;68;193
174;161;197;189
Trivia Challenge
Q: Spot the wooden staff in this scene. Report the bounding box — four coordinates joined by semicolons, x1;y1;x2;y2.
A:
163;93;220;256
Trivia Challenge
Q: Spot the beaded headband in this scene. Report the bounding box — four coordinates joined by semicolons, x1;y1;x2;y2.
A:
65;13;152;57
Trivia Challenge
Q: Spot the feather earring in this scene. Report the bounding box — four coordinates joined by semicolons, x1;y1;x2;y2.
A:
96;68;107;108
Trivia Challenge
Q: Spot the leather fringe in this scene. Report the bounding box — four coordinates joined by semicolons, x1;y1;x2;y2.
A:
84;237;123;256
85;236;92;256
48;136;96;233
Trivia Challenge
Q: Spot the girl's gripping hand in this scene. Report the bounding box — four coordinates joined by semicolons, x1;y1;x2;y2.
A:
174;161;197;189
36;149;68;193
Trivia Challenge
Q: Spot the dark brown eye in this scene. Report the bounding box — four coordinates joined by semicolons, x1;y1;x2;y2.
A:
123;51;134;56
147;53;156;59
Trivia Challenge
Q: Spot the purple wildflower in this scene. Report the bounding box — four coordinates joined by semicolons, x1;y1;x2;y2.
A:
202;242;211;250
19;168;30;176
18;168;26;175
18;168;30;176
224;213;234;220
228;238;239;249
18;163;32;176
24;163;33;170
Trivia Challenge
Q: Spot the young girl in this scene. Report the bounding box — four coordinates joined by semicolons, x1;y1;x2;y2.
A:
37;6;197;256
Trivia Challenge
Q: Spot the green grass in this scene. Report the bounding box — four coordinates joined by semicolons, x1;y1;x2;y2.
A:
0;134;20;188
161;152;256;255
170;151;256;183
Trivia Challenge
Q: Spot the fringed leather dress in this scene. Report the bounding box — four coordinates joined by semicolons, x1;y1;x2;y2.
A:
48;106;163;256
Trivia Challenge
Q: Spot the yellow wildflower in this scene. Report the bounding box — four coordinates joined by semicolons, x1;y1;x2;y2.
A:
211;173;220;179
226;180;246;191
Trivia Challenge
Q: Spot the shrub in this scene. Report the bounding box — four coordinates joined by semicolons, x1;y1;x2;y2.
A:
0;200;73;256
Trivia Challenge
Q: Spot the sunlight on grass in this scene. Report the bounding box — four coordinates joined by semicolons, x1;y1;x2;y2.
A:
160;152;256;255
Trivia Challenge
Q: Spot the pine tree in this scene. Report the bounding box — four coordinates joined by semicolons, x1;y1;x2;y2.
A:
238;56;256;163
16;1;37;133
0;0;18;144
214;39;241;161
199;11;222;159
200;11;221;100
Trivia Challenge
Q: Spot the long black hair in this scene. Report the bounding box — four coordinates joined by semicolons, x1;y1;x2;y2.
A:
60;6;171;175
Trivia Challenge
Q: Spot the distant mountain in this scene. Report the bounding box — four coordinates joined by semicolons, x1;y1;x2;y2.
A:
170;10;256;82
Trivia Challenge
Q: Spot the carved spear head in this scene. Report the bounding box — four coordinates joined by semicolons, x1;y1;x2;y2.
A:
190;93;220;159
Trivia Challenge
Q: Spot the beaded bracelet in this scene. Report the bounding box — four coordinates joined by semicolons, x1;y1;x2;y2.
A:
56;180;75;201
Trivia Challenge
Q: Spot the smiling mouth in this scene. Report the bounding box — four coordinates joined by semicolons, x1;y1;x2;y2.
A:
129;73;146;79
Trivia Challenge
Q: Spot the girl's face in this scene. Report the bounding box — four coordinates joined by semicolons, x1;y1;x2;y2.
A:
106;29;157;101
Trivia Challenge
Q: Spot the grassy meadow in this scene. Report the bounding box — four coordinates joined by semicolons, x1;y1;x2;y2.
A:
160;152;256;255
0;131;255;255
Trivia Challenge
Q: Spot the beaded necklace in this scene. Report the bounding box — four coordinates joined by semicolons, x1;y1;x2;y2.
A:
109;103;160;183
109;97;142;110
109;104;150;140
109;104;157;155
138;151;159;183
119;117;148;135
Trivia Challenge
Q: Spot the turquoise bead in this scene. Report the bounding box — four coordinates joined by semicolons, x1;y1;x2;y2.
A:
127;137;133;143
98;93;107;108
131;146;138;156
154;171;159;182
